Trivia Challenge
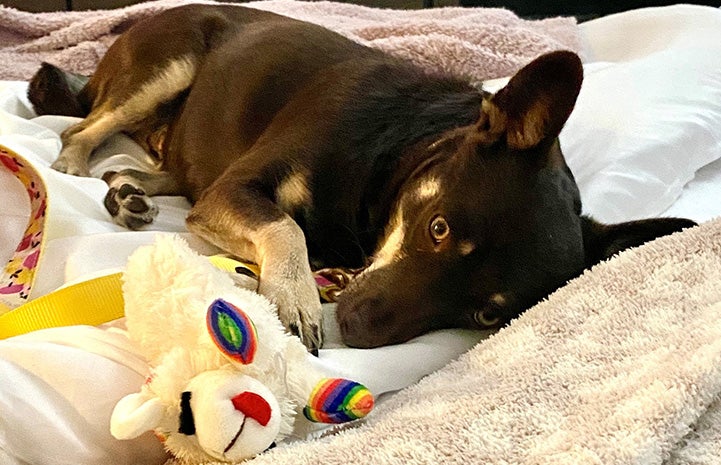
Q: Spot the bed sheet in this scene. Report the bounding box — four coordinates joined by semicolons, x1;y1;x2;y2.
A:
2;4;721;465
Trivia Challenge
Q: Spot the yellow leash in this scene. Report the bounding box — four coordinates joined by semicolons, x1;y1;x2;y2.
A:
0;273;124;339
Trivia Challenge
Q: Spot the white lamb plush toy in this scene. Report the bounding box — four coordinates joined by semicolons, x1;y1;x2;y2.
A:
110;235;374;464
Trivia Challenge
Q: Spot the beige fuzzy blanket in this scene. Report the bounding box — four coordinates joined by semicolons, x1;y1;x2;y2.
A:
189;218;721;465
0;0;583;85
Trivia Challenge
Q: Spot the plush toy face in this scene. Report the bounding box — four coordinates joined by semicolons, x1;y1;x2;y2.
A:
175;371;281;462
112;299;283;463
112;370;281;463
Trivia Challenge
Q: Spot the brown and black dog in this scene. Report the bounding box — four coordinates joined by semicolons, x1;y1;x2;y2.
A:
29;4;693;351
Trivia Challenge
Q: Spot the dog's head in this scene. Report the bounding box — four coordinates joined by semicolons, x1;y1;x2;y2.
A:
336;51;695;348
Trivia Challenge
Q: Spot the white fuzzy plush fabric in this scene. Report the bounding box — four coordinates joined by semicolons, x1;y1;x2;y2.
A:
179;218;721;465
119;235;330;463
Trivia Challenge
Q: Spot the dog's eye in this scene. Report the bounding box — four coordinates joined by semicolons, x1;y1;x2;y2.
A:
429;216;450;242
473;309;501;328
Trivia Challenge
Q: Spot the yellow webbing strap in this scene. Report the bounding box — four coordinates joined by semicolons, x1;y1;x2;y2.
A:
0;256;259;340
0;273;124;339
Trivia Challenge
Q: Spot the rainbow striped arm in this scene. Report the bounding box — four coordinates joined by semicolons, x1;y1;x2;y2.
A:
303;378;374;424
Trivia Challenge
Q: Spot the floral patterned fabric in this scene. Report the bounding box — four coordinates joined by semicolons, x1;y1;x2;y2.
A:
0;145;47;312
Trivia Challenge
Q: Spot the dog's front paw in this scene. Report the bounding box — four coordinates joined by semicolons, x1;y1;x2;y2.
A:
103;180;159;230
259;275;323;353
51;154;90;177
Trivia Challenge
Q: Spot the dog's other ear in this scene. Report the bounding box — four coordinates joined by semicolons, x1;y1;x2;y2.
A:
581;216;697;266
28;62;89;117
477;51;583;150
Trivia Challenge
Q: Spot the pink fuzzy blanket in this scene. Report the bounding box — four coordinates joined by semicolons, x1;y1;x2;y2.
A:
0;0;583;84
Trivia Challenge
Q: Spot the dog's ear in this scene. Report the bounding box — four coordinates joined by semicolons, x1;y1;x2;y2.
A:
28;62;89;117
477;51;583;150
581;216;697;266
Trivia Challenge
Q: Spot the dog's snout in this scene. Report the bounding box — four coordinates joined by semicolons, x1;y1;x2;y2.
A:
337;296;388;348
337;299;371;343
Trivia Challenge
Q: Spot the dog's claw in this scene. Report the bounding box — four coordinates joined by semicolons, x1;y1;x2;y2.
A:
290;315;323;353
259;276;324;352
292;313;323;353
288;323;300;337
299;320;323;354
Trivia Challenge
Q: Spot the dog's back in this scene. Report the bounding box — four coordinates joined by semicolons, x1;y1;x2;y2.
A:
167;24;484;268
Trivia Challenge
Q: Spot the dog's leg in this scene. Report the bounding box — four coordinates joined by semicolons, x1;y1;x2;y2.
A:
185;183;322;352
55;57;197;177
55;111;124;177
102;169;180;230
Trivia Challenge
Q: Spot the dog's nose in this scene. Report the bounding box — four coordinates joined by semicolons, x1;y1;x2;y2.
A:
337;297;392;348
338;308;365;346
337;298;369;346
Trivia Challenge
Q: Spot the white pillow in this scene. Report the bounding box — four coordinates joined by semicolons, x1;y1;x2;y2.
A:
561;51;721;223
560;6;721;224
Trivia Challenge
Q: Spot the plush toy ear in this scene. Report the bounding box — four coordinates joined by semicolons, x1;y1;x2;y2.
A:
303;378;374;424
207;298;258;365
111;392;164;440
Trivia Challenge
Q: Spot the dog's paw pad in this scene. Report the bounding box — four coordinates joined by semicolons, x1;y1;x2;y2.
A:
104;183;158;230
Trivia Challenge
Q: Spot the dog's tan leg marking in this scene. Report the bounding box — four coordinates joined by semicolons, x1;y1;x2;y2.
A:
276;172;311;213
54;57;197;177
55;112;119;176
253;217;322;346
186;200;323;351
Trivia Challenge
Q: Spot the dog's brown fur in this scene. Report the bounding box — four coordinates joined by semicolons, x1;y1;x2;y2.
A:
29;4;695;350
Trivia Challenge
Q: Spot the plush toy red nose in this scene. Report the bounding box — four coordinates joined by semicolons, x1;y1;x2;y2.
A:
231;392;272;426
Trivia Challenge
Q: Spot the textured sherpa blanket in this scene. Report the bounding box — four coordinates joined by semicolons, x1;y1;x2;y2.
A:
0;0;583;85
183;218;721;465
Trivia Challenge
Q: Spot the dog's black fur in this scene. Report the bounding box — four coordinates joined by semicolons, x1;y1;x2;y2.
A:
28;5;695;349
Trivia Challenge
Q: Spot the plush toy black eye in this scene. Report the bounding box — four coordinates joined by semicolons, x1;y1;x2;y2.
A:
430;215;450;243
179;391;196;435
